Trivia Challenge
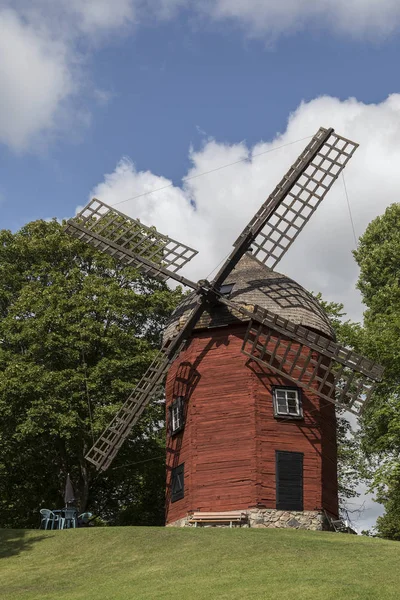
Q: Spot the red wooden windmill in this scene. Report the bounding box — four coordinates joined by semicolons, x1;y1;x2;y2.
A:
65;127;383;530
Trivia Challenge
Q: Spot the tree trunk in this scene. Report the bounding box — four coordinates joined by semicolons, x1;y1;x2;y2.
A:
78;453;90;512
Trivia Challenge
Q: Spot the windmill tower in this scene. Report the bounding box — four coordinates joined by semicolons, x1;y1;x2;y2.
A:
163;253;340;528
65;127;384;530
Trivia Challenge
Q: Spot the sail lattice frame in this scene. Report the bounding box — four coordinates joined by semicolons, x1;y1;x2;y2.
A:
241;305;384;415
65;198;198;283
246;129;358;269
86;351;171;471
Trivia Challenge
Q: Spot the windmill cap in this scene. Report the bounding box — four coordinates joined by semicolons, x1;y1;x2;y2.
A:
163;252;334;343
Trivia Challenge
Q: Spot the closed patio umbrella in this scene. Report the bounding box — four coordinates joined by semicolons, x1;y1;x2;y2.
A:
64;473;75;506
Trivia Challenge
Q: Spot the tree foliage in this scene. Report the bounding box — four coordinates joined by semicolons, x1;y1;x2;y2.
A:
0;220;183;528
352;203;400;539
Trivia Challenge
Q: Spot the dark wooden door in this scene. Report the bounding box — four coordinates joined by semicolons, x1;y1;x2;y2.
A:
276;451;303;511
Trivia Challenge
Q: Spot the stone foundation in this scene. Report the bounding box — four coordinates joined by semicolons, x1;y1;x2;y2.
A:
167;509;329;530
247;509;325;530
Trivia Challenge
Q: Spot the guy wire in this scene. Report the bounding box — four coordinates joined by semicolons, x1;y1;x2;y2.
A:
110;135;313;209
342;171;358;247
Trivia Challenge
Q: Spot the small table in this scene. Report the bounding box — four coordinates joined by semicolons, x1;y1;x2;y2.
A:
52;508;78;529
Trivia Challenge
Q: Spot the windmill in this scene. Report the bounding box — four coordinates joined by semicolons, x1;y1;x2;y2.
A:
65;127;384;529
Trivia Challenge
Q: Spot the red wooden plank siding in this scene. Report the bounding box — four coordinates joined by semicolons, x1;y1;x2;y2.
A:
165;324;338;525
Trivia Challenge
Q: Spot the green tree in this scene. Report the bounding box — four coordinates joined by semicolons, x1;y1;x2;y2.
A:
0;220;183;528
353;203;400;539
313;294;364;506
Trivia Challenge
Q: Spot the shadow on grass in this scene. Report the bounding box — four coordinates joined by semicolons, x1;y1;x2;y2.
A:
0;529;52;559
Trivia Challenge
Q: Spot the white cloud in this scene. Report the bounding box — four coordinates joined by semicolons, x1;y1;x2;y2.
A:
201;0;400;39
0;9;73;151
65;0;136;33
90;94;400;323
0;1;148;151
6;0;137;37
3;0;400;152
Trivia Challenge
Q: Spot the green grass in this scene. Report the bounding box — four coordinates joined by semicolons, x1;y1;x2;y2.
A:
1;527;400;600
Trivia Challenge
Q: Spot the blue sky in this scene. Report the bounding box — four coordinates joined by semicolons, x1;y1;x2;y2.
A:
2;3;400;232
2;1;400;529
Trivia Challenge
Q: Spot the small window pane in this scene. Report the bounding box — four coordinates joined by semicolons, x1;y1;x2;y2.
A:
172;405;180;430
277;398;287;412
219;283;234;296
273;388;302;418
170;397;185;434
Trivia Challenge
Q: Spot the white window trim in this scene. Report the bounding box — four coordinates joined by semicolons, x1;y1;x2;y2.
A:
273;387;303;419
170;397;184;434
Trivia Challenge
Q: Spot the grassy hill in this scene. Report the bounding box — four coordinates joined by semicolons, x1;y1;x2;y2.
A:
1;527;400;600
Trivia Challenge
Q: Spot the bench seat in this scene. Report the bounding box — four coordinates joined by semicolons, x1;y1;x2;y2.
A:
188;511;247;527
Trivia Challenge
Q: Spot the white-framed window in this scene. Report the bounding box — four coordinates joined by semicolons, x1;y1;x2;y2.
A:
170;397;185;434
273;387;303;418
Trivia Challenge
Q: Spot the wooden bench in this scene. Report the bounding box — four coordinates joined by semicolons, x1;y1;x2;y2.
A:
188;511;247;527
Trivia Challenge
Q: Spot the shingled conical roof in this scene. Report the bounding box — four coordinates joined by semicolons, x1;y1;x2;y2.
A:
163;252;334;344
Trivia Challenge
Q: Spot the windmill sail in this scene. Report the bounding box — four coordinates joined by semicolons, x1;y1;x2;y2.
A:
240;304;384;415
232;128;358;271
86;350;171;471
65;199;198;288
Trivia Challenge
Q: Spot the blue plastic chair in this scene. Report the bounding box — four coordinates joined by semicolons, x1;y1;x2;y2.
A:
40;509;59;530
59;508;78;529
78;512;93;526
